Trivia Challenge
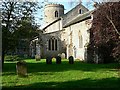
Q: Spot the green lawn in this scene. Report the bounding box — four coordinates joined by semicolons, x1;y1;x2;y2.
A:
2;59;120;89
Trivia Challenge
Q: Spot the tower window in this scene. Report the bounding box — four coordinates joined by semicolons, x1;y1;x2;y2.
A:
55;11;58;17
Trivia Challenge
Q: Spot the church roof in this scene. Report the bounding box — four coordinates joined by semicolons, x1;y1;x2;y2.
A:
63;10;93;28
64;3;89;16
42;18;61;30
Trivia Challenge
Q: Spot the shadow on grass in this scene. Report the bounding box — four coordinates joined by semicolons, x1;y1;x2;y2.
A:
2;77;120;89
3;60;119;73
2;72;16;76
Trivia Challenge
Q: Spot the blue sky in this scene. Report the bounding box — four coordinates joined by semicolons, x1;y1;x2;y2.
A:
35;0;94;26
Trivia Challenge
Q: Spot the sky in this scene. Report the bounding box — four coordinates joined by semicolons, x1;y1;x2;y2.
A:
34;0;94;27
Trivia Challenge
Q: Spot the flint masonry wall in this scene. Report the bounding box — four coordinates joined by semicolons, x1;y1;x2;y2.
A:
44;4;64;24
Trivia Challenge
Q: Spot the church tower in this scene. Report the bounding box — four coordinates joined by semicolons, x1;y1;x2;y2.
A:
44;3;64;24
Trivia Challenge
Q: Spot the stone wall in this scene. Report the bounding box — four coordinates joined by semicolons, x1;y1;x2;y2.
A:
64;19;92;60
44;4;64;24
44;19;62;33
41;30;66;58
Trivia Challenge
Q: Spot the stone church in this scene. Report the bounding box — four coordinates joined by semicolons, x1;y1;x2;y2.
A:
30;3;93;60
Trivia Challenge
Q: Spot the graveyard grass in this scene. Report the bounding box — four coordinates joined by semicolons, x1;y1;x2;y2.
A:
2;59;120;89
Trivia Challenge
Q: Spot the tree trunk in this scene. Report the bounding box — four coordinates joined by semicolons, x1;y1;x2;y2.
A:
2;50;5;69
106;15;120;36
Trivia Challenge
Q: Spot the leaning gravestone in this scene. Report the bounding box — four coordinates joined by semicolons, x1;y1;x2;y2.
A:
68;56;74;64
56;56;61;64
61;53;65;59
35;55;41;61
16;61;27;77
46;56;52;64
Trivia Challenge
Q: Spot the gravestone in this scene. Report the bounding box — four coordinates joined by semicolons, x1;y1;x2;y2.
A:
68;56;74;64
56;56;61;64
58;54;61;57
35;55;41;61
16;61;27;77
46;56;52;64
61;53;65;59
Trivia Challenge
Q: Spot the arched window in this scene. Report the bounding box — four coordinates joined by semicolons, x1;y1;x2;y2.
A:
79;9;82;14
55;39;57;50
55;11;58;17
52;39;54;50
79;35;83;48
48;39;51;50
48;38;58;51
78;31;83;48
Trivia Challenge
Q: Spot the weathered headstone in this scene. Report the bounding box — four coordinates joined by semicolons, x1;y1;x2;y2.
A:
16;61;27;77
58;54;61;57
68;56;74;64
46;56;52;64
56;56;61;64
24;54;28;58
35;55;41;61
61;53;65;59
